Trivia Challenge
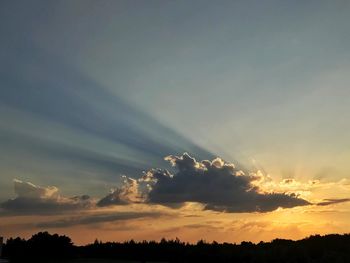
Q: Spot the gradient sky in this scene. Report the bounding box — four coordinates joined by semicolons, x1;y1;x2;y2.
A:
1;0;350;244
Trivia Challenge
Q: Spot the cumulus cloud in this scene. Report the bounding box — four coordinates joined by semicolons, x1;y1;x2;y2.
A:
97;176;145;207
1;179;93;215
98;153;310;212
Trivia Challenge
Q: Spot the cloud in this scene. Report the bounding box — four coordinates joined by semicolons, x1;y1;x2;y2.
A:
37;211;164;228
1;179;93;215
97;176;145;207
317;198;350;206
98;153;310;212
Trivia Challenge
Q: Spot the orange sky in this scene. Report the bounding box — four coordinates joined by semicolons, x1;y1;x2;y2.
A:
1;176;349;245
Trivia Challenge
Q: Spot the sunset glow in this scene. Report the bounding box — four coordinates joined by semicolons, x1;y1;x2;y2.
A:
1;1;350;246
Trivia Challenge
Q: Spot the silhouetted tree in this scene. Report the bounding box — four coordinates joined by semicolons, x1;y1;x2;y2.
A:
3;232;350;262
3;232;73;262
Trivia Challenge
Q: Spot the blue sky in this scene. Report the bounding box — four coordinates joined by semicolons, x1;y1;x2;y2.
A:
1;1;350;243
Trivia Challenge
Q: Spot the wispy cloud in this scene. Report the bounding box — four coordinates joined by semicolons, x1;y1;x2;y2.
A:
317;198;350;206
37;211;164;228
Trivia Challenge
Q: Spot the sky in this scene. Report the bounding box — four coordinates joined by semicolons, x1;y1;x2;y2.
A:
1;0;350;244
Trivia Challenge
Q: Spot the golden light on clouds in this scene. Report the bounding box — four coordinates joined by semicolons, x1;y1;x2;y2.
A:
1;194;350;245
1;154;349;245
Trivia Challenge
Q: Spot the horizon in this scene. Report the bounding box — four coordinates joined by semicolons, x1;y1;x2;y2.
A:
1;1;350;246
2;231;350;246
3;231;350;262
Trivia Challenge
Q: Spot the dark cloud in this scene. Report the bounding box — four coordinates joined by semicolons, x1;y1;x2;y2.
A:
1;180;93;215
98;153;310;213
37;211;163;228
317;198;350;206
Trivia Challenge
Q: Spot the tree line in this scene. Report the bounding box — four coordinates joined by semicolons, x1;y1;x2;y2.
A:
2;231;350;262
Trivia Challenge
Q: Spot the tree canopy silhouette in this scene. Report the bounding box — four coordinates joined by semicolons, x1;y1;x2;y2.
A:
3;232;350;262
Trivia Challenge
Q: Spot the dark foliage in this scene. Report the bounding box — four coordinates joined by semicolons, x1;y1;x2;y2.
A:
4;232;73;262
3;232;350;262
